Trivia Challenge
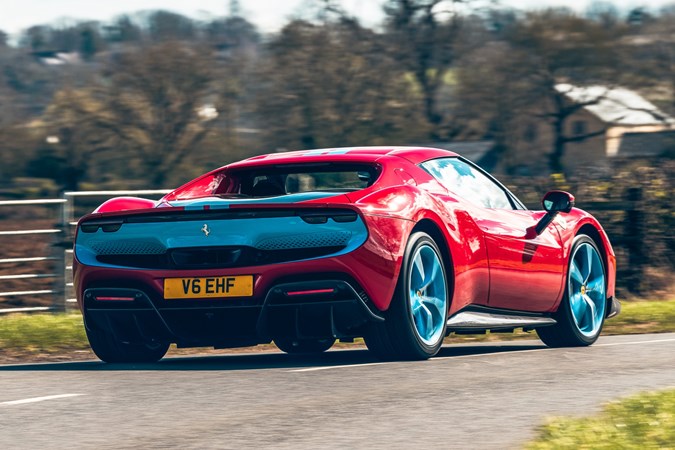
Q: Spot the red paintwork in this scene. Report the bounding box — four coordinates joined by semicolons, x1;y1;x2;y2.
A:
95;196;157;213
74;146;617;323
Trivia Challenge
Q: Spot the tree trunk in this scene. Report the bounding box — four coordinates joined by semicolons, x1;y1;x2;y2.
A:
549;118;565;173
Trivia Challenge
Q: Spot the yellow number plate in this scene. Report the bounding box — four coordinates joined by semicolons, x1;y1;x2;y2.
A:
164;276;253;299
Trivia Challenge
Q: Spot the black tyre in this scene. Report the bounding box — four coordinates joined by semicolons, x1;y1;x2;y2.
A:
364;232;449;360
274;337;335;354
537;234;607;347
85;324;169;363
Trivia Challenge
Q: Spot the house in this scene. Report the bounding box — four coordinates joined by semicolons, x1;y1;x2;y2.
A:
616;130;675;159
509;84;674;174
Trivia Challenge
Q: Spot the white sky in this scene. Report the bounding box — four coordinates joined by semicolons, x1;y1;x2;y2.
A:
0;0;670;35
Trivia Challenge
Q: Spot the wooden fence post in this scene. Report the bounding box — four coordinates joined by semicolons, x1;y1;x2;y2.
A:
624;187;644;291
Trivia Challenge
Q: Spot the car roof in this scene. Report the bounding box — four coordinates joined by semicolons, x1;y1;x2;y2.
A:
227;147;459;169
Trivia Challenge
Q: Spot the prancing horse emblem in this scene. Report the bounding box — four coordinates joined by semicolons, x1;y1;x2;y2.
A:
201;224;210;237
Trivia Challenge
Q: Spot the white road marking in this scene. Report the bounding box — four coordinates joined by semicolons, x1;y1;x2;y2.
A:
291;362;389;372
595;337;675;347
288;337;675;373
1;393;84;406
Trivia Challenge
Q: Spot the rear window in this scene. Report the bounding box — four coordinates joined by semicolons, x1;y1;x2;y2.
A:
167;163;380;200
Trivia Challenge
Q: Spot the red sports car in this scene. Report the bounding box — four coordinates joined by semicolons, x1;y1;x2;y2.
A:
73;147;620;362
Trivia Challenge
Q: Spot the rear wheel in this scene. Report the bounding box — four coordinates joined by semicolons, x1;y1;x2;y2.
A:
537;235;607;347
274;337;335;354
85;325;169;363
365;232;449;360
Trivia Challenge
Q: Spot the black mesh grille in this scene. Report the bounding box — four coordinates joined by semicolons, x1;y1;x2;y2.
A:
255;232;351;250
96;245;346;269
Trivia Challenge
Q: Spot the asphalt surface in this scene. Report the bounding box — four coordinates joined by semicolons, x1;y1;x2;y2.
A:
1;333;674;449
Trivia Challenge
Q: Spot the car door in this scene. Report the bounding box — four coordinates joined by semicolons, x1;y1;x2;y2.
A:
420;158;565;312
473;207;565;312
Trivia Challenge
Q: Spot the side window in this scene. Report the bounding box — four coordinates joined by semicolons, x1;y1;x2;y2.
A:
420;158;513;209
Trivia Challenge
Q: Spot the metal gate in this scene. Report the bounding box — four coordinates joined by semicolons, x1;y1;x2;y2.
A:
0;190;170;314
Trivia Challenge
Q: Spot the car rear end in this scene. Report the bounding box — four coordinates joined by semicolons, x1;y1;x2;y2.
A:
73;199;394;350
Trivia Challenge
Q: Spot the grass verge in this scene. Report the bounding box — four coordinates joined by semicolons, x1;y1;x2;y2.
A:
526;389;675;449
0;299;673;361
0;313;89;356
603;299;675;335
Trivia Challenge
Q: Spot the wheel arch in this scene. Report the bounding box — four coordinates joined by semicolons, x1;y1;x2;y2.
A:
410;218;455;311
576;223;615;316
577;224;606;269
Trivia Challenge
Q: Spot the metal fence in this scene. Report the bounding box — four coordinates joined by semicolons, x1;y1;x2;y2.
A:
0;190;170;314
0;189;653;314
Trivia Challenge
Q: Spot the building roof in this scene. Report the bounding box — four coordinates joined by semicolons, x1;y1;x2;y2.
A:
555;84;674;126
616;130;675;157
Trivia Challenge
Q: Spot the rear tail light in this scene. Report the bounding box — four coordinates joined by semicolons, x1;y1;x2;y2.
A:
285;288;335;297
94;296;135;301
300;212;357;224
80;220;123;233
300;215;328;224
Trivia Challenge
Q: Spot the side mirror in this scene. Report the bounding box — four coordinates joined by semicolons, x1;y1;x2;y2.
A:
534;191;575;235
542;190;575;214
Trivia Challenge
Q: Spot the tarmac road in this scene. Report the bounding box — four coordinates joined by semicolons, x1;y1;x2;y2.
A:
1;333;674;449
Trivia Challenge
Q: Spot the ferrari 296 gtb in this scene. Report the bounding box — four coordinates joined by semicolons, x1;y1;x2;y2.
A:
73;147;620;362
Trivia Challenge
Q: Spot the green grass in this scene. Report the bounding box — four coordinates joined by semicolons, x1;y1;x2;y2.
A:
0;313;88;356
526;389;675;449
603;299;675;335
0;299;673;358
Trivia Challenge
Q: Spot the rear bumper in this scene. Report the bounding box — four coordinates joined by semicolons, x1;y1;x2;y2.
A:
83;279;383;348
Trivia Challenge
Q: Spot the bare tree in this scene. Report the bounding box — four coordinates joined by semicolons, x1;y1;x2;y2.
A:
86;43;217;187
38;88;113;190
256;19;424;151
383;0;465;140
112;43;214;186
507;9;621;172
455;41;534;171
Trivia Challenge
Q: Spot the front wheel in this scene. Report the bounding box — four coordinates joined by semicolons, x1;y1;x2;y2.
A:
537;235;607;347
85;325;170;363
365;232;449;360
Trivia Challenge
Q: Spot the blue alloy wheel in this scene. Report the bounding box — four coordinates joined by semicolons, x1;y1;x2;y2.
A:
567;242;606;337
364;232;448;360
408;244;447;345
537;234;607;347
